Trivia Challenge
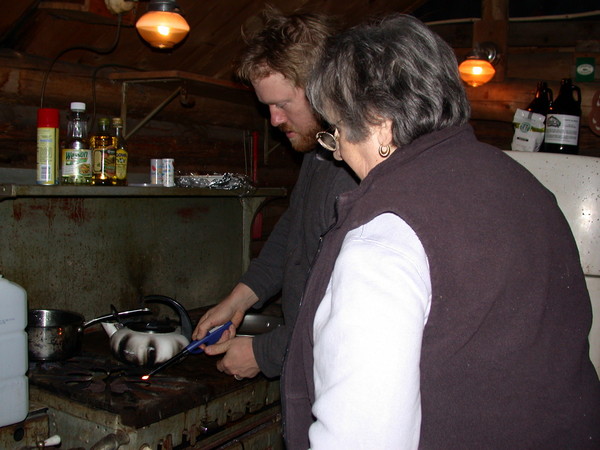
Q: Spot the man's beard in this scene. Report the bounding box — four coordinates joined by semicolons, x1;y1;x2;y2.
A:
280;122;322;153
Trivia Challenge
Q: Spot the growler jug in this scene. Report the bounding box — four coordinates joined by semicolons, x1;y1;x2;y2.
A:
543;78;581;154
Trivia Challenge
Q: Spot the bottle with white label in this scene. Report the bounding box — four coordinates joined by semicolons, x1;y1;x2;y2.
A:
61;102;92;185
543;78;581;155
0;275;28;427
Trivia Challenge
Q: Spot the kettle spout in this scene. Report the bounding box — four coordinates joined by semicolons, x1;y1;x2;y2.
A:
101;321;121;338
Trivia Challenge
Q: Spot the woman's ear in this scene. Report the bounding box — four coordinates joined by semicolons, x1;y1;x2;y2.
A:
377;118;394;147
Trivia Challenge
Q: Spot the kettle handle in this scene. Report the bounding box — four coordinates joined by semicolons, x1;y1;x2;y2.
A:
142;295;193;340
82;306;152;328
572;85;581;106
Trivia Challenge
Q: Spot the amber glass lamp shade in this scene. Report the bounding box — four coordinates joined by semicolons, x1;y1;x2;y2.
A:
136;7;190;49
458;59;496;87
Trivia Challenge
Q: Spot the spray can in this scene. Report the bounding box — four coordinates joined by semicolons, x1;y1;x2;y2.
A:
36;108;60;185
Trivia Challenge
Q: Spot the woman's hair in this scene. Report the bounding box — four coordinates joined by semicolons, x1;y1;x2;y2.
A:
235;5;339;88
306;14;470;146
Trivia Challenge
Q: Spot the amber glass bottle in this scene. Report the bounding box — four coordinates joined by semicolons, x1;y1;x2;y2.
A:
111;117;128;186
91;118;116;185
526;81;553;118
543;78;581;154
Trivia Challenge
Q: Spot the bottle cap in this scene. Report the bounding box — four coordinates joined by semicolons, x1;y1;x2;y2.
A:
70;102;86;111
112;117;123;127
37;108;59;128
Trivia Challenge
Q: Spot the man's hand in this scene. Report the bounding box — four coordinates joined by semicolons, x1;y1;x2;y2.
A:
193;283;258;341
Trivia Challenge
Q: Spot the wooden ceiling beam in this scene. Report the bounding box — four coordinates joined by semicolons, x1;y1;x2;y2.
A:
473;0;508;82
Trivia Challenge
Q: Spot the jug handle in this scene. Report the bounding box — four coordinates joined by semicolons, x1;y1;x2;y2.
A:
142;294;193;340
573;85;581;105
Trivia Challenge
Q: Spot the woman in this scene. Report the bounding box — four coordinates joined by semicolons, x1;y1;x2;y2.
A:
281;14;600;449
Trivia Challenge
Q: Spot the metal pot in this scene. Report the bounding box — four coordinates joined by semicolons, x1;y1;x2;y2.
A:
27;307;150;361
237;314;283;336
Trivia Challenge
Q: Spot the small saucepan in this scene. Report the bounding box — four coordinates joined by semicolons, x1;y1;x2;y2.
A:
27;307;151;361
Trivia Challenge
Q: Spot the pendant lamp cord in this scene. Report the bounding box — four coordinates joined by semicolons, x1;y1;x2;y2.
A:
40;13;123;108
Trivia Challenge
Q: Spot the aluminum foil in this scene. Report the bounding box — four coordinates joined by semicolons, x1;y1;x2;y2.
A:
175;173;255;193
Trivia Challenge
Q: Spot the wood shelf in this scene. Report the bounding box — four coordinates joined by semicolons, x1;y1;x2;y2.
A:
107;70;260;139
108;70;256;106
0;184;286;201
108;70;250;91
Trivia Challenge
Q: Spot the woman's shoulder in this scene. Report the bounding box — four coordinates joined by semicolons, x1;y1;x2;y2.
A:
341;213;428;270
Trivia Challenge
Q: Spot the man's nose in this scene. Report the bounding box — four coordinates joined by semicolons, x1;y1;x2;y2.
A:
269;106;286;127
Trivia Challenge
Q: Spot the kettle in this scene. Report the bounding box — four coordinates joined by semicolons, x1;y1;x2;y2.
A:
102;295;193;367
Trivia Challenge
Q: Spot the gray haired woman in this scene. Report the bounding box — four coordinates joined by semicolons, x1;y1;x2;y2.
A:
281;14;600;450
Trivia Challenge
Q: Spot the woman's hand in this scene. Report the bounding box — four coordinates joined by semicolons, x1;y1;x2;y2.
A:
209;336;261;379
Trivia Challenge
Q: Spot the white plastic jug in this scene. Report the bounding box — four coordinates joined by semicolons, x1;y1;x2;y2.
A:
0;275;28;427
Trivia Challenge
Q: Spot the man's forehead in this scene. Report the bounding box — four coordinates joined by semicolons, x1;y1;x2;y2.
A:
252;73;300;104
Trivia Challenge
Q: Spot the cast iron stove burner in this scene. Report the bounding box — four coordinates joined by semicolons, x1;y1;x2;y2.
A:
64;366;149;394
29;355;193;397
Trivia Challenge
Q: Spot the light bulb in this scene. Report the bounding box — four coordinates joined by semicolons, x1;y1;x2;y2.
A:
158;26;170;36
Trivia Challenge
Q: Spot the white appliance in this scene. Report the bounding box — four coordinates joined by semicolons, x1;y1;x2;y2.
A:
506;151;600;373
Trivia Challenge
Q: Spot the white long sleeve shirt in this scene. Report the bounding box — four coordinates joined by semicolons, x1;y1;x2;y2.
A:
310;213;432;449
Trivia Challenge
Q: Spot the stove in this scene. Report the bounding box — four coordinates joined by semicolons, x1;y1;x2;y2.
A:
11;329;282;450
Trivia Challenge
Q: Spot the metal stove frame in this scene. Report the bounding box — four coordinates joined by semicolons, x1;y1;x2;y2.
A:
30;377;282;449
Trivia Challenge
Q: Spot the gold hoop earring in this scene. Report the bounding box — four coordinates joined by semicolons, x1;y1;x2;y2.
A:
378;145;391;158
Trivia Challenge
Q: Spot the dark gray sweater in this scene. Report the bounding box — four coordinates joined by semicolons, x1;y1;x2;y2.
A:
282;125;600;449
240;148;357;377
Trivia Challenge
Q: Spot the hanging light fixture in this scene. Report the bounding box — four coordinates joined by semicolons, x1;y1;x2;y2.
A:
136;0;190;49
458;42;500;87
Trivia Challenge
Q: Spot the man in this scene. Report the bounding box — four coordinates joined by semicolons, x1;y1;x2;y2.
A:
192;6;357;380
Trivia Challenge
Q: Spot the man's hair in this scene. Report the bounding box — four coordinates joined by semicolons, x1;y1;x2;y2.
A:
235;5;339;88
306;14;471;146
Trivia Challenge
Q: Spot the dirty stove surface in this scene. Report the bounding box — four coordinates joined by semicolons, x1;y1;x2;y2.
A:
28;353;238;428
26;325;282;449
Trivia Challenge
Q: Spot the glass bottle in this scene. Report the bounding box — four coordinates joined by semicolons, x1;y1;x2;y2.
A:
91;118;116;186
61;102;92;185
526;81;553;118
543;78;581;155
111;117;128;186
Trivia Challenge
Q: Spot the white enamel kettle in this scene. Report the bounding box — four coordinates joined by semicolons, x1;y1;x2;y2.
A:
102;295;193;367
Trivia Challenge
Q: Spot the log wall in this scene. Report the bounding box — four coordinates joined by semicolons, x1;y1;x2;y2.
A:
433;17;600;157
1;18;599;190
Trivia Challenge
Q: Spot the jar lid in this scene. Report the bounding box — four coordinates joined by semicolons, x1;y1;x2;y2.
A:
37;108;59;128
70;102;86;111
